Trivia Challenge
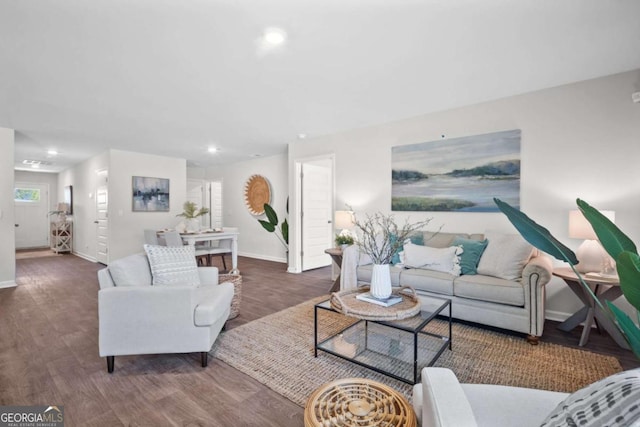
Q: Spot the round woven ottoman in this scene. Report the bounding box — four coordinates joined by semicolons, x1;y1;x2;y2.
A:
304;378;416;427
218;274;242;319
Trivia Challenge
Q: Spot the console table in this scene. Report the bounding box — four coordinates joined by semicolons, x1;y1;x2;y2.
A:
553;267;628;349
50;221;72;253
324;247;343;292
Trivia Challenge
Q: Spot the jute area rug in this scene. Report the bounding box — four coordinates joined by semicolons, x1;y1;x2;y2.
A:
210;297;622;407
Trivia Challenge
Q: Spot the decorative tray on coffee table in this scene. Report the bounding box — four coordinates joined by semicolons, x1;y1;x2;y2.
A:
330;286;421;321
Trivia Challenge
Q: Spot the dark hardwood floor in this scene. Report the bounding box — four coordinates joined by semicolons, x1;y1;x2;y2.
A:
1;251;638;426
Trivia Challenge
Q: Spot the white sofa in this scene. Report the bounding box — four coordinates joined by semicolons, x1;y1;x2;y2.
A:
412;367;640;427
97;252;234;373
340;231;553;342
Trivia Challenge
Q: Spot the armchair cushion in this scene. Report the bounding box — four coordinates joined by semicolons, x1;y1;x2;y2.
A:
144;244;200;287
108;252;152;287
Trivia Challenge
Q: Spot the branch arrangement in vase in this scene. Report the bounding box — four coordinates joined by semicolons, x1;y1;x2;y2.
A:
352;212;432;265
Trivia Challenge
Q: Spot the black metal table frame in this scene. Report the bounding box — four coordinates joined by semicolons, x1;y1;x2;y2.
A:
314;297;452;385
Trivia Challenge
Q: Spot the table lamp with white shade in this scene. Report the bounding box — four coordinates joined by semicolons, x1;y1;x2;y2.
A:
568;209;615;275
334;210;354;231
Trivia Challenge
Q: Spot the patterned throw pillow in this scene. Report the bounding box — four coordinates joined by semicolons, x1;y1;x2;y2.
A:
540;368;640;427
143;244;201;287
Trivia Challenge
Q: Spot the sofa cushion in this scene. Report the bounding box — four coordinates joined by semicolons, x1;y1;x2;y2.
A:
540;368;640;427
422;231;470;248
454;274;525;306
357;264;402;285
404;242;462;276
452;237;488;275
144;244;201;287
108;253;152;287
477;232;534;280
399;268;454;296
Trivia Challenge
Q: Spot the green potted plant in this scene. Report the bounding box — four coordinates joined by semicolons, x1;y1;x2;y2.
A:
335;230;355;249
258;202;288;249
176;201;209;232
494;197;640;359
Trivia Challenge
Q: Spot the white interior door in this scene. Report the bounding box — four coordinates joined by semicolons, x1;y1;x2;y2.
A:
187;179;207;228
14;182;49;249
301;159;333;271
210;181;223;229
96;186;109;264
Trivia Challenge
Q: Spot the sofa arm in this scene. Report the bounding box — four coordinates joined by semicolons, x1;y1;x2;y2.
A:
416;367;477;427
521;253;553;339
522;253;552;286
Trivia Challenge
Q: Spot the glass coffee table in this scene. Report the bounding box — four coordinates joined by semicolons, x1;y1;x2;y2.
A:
314;296;451;385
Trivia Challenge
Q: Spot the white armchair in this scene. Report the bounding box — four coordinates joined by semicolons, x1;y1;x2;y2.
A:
412;367;640;427
97;253;234;373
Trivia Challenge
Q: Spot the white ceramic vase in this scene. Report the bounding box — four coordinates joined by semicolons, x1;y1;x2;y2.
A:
370;263;392;299
186;218;200;233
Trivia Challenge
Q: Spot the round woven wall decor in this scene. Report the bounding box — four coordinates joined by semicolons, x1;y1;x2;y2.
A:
244;174;271;215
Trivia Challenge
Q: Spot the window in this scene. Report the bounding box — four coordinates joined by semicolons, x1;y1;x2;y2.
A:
14;187;41;202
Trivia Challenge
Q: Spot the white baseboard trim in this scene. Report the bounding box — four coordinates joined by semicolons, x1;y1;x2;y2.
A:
0;280;17;289
545;309;574;323
73;251;97;263
238;251;287;264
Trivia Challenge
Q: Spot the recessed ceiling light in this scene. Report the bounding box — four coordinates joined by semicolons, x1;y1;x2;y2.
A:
263;27;287;45
47;149;58;156
208;147;218;153
297;133;307;139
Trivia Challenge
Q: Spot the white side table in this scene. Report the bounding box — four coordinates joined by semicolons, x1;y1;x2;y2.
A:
553;267;628;349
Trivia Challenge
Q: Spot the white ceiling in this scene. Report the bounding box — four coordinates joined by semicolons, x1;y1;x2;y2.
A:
2;0;640;173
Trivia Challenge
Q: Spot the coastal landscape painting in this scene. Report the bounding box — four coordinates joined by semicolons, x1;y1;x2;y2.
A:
392;129;521;212
132;176;170;212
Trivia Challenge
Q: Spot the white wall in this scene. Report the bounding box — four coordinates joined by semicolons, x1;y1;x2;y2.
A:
58;149;187;263
0;127;16;288
108;149;187;261
201;153;289;263
58;151;109;261
289;69;640;319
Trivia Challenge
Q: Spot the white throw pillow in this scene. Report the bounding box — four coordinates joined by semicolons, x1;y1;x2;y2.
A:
143;244;201;287
108;253;152;287
403;241;462;276
476;231;534;280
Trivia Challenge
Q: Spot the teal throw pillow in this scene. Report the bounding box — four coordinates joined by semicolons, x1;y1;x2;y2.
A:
391;233;424;264
452;237;488;275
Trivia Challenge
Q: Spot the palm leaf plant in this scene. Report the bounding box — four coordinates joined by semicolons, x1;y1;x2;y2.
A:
494;197;640;358
258;201;288;249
